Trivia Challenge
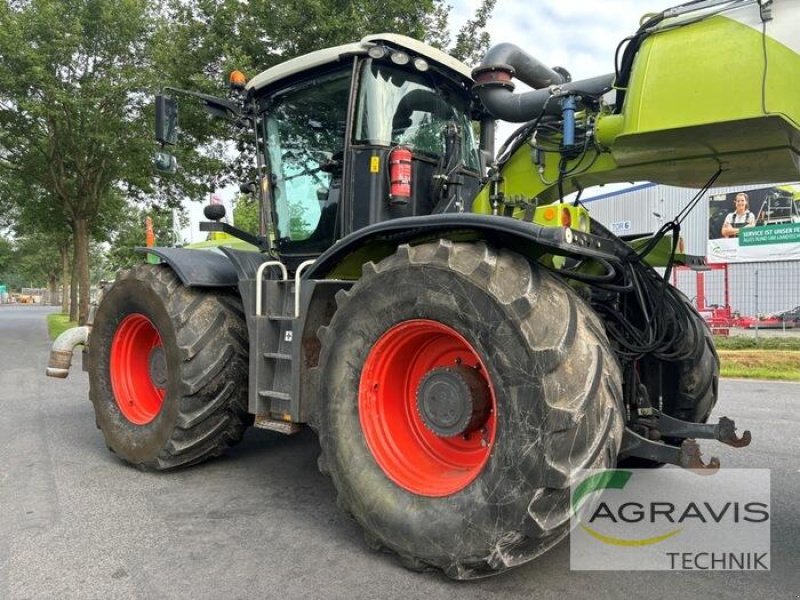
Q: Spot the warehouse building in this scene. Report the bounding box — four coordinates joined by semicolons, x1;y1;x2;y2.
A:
582;183;800;317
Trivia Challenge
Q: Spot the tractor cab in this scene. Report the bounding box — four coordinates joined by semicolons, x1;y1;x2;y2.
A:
243;35;488;266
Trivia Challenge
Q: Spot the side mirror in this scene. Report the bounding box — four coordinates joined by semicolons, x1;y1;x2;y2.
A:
154;151;177;175
155;95;178;145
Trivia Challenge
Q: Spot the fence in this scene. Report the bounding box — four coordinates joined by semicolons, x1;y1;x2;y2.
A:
672;261;800;335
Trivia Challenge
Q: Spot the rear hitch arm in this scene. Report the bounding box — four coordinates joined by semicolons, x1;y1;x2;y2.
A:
619;413;751;470
653;412;752;448
620;430;721;471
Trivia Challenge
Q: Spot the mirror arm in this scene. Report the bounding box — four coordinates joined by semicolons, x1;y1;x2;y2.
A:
198;221;267;251
162;86;242;119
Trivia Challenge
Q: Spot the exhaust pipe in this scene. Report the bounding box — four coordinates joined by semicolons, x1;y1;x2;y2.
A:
476;43;569;90
473;43;615;122
46;326;90;378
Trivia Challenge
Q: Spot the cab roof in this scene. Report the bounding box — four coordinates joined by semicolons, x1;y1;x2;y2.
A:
246;34;473;93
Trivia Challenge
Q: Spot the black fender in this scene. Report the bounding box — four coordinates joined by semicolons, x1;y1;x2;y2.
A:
135;247;239;287
304;213;623;279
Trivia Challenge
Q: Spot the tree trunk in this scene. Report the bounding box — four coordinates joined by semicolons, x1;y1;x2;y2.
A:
61;244;70;315
48;273;57;306
74;217;91;325
69;248;79;322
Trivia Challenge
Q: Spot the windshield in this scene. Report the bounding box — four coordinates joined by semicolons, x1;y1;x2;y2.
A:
355;60;479;171
264;70;350;248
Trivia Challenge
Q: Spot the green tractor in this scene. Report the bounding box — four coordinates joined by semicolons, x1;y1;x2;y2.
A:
49;0;797;578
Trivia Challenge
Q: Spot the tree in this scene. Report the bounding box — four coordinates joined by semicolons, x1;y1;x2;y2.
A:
233;195;259;235
10;232;62;293
441;0;497;66
0;232;64;301
0;0;156;323
0;235;14;282
0;0;497;326
105;203;184;272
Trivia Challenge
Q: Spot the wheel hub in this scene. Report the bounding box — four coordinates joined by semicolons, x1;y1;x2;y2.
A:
148;347;168;388
358;319;497;497
416;366;490;437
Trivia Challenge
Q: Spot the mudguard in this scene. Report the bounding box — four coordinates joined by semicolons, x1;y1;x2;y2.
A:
135;247;238;287
304;213;622;280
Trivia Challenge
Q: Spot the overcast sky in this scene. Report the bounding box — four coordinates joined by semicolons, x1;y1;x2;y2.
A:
451;0;672;80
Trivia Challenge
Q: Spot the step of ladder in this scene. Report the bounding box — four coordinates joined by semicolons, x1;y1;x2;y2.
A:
258;390;291;402
254;415;301;435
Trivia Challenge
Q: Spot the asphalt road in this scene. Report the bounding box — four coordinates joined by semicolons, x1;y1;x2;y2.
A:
1;305;798;599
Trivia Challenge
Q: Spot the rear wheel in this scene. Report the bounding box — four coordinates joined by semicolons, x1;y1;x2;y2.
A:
656;297;719;423
621;292;720;467
316;240;624;579
88;264;250;470
639;293;719;422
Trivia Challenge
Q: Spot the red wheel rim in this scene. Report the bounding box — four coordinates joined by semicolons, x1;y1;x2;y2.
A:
359;320;497;497
110;313;166;425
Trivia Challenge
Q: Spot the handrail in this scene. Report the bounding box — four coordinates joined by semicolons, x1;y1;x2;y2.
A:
255;261;288;316
294;260;317;318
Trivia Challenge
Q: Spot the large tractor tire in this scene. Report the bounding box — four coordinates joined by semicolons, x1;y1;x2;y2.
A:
620;292;719;468
88;264;251;470
316;240;624;579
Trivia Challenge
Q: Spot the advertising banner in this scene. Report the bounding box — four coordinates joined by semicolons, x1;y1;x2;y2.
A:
707;184;800;263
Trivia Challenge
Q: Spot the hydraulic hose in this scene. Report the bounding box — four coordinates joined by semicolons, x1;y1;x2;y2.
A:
474;73;615;122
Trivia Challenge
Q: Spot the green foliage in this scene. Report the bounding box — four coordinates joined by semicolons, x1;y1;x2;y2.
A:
0;0;497;312
155;0;496;102
47;313;79;341
436;0;497;65
233;195;310;239
0;232;63;289
0;0;157;211
105;204;184;272
0;235;13;277
233;195;259;235
0;0;160;320
289;202;313;239
11;233;61;287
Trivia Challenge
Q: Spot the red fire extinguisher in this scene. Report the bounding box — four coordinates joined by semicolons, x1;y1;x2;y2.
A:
389;146;412;207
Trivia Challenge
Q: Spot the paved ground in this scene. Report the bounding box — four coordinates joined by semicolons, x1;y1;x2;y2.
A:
1;304;798;599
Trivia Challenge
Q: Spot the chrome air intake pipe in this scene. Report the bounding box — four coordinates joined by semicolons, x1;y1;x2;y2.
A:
47;325;90;378
473;43;615;122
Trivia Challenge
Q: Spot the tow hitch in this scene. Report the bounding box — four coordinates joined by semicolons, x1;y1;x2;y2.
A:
619;411;751;470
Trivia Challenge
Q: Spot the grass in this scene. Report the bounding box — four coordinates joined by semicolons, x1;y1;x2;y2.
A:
718;350;800;381
47;313;78;341
713;335;800;351
713;335;800;380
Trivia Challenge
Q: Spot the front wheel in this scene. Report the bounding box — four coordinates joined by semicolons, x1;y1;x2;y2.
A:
88;264;251;470
316;241;624;579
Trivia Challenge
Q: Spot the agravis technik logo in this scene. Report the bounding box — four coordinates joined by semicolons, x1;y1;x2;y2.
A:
571;470;682;547
570;469;771;571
